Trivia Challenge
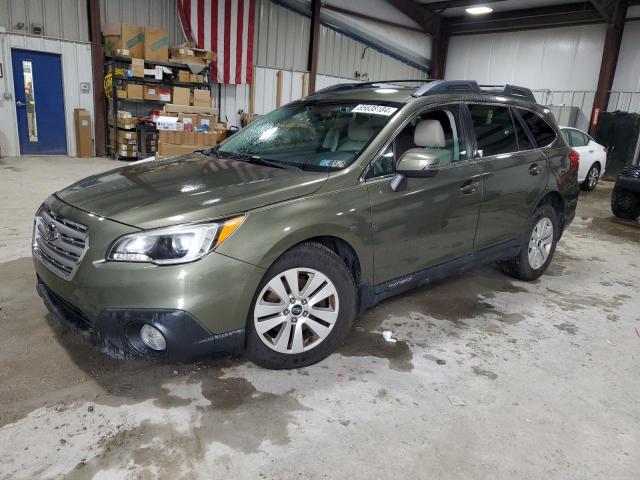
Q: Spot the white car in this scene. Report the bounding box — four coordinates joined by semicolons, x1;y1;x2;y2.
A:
560;127;608;191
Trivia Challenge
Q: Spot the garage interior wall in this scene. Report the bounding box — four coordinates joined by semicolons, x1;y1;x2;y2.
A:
609;20;640;113
218;0;428;127
99;0;184;46
445;24;606;131
0;32;94;157
0;0;89;41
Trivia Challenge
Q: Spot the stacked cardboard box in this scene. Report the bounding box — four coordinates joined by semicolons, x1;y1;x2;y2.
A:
169;46;216;65
156;111;225;158
104;23;144;58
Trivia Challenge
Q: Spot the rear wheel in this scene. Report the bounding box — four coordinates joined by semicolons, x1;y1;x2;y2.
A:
581;164;600;191
245;242;356;369
611;185;640;219
499;204;559;281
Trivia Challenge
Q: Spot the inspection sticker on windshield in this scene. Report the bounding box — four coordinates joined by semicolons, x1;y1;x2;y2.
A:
351;104;398;116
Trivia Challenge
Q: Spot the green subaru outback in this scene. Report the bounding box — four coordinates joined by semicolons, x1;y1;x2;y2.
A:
33;80;579;369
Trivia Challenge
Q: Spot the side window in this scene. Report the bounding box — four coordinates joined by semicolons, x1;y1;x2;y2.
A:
561;129;573;146
513;110;534;151
366;107;467;179
468;104;518;157
519;109;557;147
569;130;589;147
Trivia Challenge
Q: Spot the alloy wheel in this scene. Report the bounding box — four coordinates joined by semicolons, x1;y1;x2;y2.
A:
528;217;554;270
253;268;339;354
587;166;600;189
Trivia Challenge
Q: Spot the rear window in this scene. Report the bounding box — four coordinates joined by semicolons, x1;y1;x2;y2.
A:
519;109;557;147
468;104;517;157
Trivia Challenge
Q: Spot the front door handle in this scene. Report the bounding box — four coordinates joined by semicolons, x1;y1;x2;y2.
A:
460;180;480;194
529;164;543;175
589;149;594;153
16;100;26;107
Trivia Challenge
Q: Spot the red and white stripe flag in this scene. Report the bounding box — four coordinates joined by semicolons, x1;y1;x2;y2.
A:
177;0;255;84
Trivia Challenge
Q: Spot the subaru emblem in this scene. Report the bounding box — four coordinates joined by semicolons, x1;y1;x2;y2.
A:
46;223;59;242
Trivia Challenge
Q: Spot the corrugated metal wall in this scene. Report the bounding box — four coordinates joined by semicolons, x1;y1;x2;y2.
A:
99;0;184;45
254;0;310;71
0;0;89;41
317;24;427;81
0;32;94;156
446;24;607;131
254;0;427;80
610;21;640;113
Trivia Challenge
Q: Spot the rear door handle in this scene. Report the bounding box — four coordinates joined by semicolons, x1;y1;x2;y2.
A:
460;180;480;194
529;164;543;175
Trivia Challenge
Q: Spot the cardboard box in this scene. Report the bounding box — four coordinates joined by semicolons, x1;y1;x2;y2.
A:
156;116;183;131
169;46;216;65
116;48;130;57
144;28;169;61
182;131;195;145
74;109;93;158
127;83;143;99
190;74;204;84
131;58;145;78
158;142;210;158
172;87;190;106
158;88;171;102
178;71;191;83
193;89;211;107
180;113;199;131
104;23;144;58
116;88;127;99
144;85;160;101
164;104;218;115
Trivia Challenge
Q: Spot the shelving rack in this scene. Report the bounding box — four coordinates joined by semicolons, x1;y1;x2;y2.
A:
104;55;213;161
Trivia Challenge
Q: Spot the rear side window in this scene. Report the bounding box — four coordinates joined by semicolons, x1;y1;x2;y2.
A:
468;104;517;157
568;129;589;147
519;109;557;147
513;112;534;151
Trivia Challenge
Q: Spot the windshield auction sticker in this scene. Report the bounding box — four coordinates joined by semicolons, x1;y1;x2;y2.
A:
351;104;398;116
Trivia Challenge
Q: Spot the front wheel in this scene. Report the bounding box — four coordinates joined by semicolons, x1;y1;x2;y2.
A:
245;242;356;369
581;164;600;191
499;204;559;281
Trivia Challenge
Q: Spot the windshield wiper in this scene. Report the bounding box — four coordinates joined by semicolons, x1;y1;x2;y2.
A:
220;151;302;171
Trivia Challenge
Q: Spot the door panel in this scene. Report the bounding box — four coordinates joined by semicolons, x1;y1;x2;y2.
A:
11;49;67;155
366;161;482;284
474;150;548;248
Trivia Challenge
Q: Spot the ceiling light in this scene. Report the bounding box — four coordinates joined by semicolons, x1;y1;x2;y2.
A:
466;6;493;14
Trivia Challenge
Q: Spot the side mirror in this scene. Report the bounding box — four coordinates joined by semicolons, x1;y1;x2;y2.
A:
397;150;440;178
390;150;440;192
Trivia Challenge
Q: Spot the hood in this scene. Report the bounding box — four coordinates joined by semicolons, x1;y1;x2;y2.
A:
57;155;328;229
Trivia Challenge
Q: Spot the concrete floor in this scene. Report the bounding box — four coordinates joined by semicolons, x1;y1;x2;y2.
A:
0;156;639;480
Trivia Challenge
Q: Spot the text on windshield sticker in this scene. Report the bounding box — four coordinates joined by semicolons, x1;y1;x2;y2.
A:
351;104;398;116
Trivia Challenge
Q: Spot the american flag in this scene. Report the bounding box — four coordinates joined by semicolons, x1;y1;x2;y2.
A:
177;0;255;84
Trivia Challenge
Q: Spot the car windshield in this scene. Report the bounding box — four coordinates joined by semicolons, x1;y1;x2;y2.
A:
215;101;400;171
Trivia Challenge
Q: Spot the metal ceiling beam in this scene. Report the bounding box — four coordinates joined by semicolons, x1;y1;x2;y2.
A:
590;0;613;22
385;0;443;35
447;2;605;35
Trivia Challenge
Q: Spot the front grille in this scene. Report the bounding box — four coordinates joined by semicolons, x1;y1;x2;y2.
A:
32;206;89;280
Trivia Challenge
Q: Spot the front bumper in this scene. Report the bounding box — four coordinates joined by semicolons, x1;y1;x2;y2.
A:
33;195;265;362
37;278;244;361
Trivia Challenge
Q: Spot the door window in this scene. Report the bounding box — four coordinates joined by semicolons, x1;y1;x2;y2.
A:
513;111;534;151
569;130;589;147
468;104;517;157
518;109;556;147
22;60;38;142
366;107;467;178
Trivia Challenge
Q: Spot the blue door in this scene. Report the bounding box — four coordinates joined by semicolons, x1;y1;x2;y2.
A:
11;49;67;155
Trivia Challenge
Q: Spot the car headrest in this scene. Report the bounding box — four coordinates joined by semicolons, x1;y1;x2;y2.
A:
414;120;446;148
347;120;373;142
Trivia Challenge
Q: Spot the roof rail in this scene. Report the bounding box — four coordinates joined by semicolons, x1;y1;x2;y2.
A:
412;80;479;97
478;84;537;103
313;79;538;104
313;79;427;95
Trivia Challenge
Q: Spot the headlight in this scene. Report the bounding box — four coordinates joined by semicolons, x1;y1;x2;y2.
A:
107;215;245;264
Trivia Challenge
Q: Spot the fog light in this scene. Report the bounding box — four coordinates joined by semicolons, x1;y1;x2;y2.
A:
140;324;166;351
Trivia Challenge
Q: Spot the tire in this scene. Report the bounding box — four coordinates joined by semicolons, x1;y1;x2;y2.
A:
611;185;640;220
245;242;357;369
499;204;559;281
580;163;600;191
